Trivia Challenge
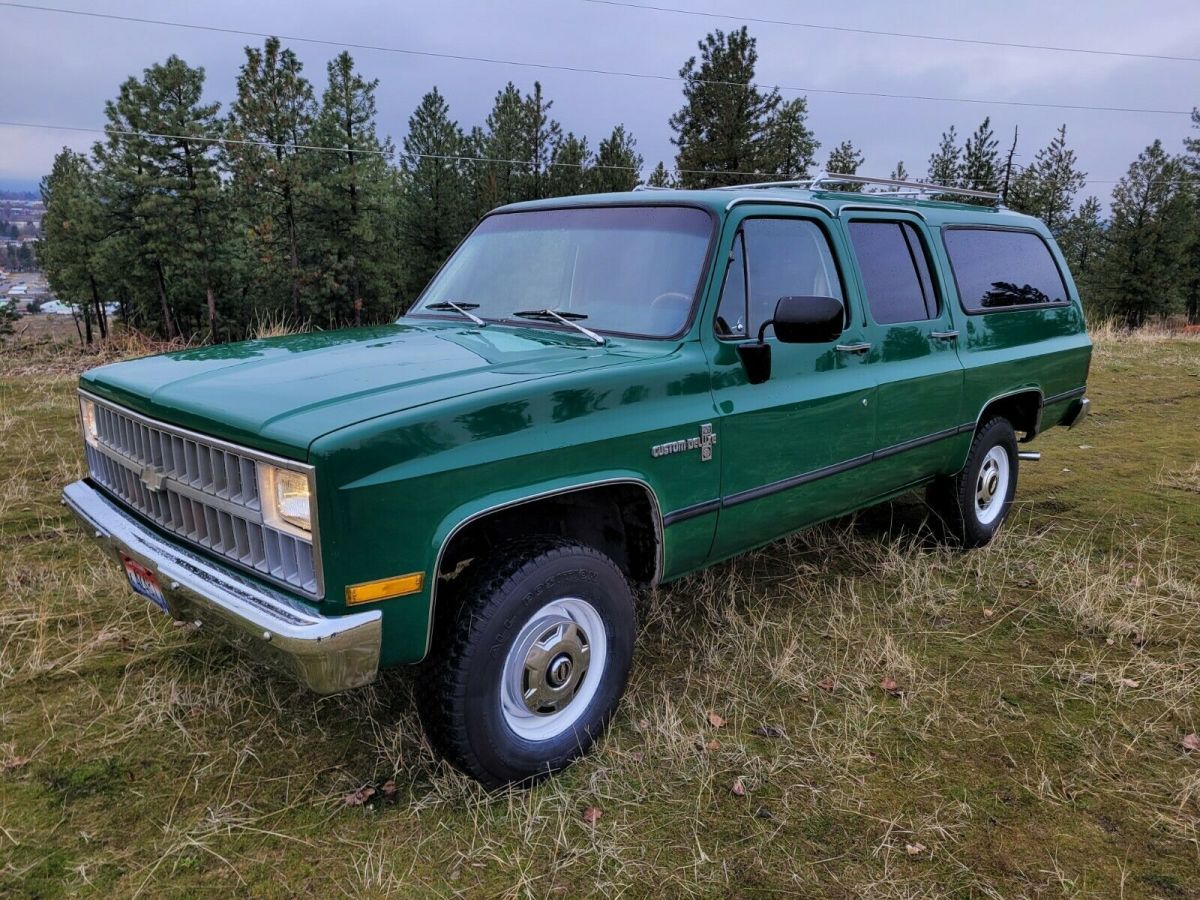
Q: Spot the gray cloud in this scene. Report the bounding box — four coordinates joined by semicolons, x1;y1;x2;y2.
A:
3;0;1198;199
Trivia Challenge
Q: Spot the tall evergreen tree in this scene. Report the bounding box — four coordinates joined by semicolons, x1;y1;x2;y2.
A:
760;97;818;179
961;117;1000;201
398;87;471;301
1179;108;1200;322
669;28;780;188
590;125;643;193
309;51;401;326
1057;195;1105;301
646;161;673;188
825;140;864;190
92;55;225;338
1093;140;1191;325
225;38;316;320
38;148;108;342
546;133;591;197
927;126;961;187
890;161;909;182
1007;125;1087;232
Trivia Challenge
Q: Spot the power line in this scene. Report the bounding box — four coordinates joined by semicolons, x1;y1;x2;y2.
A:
0;1;1192;117
5;119;1191;187
580;0;1200;65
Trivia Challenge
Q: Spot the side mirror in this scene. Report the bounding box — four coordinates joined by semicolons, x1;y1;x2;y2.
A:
736;296;845;385
771;296;845;344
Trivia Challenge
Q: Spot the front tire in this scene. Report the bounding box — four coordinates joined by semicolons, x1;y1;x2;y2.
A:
417;538;635;788
928;417;1019;548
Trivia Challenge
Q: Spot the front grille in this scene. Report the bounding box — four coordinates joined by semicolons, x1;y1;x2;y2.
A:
82;396;320;596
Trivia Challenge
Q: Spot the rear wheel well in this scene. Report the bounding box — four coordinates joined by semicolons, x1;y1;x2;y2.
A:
436;483;661;598
976;390;1043;442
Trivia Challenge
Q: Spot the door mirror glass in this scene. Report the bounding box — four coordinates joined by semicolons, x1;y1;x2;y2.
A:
769;296;844;344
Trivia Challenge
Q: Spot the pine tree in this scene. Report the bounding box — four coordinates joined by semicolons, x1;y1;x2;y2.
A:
927;126;961;187
546;133;591;197
309;51;401;326
92;56;226;338
646;161;673;188
1179;107;1200;322
825;140;864;191
225;38;316;321
1093;140;1191;325
890;161;909;182
590;125;643;193
760;97;818;179
523;82;562;201
398;87;471;302
669;28;780;188
38;148;108;342
1007;125;1087;232
961;117;1000;201
1057;195;1105;302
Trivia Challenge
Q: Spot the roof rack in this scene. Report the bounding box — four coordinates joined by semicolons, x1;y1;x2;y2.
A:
711;171;1002;204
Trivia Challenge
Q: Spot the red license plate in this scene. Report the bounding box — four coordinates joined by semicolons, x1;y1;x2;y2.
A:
121;553;168;613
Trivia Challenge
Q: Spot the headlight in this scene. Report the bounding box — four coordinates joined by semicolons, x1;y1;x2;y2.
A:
80;398;99;447
258;463;313;538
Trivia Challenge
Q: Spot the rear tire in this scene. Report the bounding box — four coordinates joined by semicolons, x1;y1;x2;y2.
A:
928;417;1018;548
417;537;635;788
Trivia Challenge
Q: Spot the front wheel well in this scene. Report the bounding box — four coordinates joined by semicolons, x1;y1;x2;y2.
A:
436;483;661;596
975;390;1043;442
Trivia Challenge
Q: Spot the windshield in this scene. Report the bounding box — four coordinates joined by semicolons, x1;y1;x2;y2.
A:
408;205;714;338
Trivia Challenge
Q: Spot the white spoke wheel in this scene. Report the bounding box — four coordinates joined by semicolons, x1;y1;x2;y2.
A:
927;416;1019;549
417;538;635;788
501;597;608;741
974;445;1011;526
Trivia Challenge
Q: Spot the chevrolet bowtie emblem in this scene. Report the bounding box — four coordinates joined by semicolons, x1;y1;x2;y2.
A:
651;423;717;462
139;465;166;493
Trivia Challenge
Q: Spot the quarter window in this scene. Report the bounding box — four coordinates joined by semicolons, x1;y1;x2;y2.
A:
715;218;844;339
943;228;1068;311
848;221;938;324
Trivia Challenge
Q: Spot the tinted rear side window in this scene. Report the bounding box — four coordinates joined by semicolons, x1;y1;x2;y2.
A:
943;228;1068;312
848;222;938;324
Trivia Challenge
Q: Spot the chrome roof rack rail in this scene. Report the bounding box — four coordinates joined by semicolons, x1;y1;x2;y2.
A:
632;183;676;192
711;171;1002;204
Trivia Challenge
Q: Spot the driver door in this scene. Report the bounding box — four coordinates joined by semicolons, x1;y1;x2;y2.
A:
706;208;878;559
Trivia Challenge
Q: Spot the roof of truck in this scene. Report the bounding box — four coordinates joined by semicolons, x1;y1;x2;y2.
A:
499;187;1048;231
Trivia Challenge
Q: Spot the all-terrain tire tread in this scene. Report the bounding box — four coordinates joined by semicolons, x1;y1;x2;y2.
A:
416;536;631;788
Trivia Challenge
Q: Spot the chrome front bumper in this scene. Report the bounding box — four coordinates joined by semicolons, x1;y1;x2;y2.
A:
63;480;381;695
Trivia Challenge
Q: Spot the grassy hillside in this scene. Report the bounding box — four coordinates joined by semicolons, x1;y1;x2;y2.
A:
2;327;1199;897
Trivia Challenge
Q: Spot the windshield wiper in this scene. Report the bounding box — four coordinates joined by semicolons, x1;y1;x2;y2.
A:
512;309;606;346
424;300;486;327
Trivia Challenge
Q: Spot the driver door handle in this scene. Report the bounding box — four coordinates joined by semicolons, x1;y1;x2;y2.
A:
835;342;872;354
931;330;959;341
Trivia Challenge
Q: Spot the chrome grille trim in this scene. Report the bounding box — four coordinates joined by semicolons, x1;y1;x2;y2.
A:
79;390;323;598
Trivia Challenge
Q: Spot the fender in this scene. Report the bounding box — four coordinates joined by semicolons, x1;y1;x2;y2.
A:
422;474;665;656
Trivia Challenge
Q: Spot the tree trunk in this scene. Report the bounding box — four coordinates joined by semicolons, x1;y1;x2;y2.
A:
89;274;108;340
81;298;94;345
156;262;178;339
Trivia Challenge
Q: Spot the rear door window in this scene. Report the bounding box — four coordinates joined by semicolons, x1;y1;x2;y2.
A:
715;218;844;339
848;221;938;324
943;228;1068;312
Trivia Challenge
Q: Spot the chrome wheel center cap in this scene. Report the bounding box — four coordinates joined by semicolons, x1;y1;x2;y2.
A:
548;654;573;687
513;616;591;716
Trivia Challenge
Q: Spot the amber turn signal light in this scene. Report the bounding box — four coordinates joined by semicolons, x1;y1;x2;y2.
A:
345;572;425;605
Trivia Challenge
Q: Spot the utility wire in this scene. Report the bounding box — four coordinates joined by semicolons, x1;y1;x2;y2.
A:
4;120;1190;186
0;2;1192;116
580;0;1200;64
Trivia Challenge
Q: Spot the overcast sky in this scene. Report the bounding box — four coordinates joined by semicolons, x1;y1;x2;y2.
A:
3;0;1198;202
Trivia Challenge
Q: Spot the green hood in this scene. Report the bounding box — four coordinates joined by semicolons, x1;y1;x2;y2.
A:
81;322;665;459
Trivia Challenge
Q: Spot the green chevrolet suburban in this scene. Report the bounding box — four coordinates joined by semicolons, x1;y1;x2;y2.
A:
65;174;1091;787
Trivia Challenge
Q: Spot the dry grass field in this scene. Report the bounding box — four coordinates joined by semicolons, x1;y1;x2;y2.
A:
2;320;1199;897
